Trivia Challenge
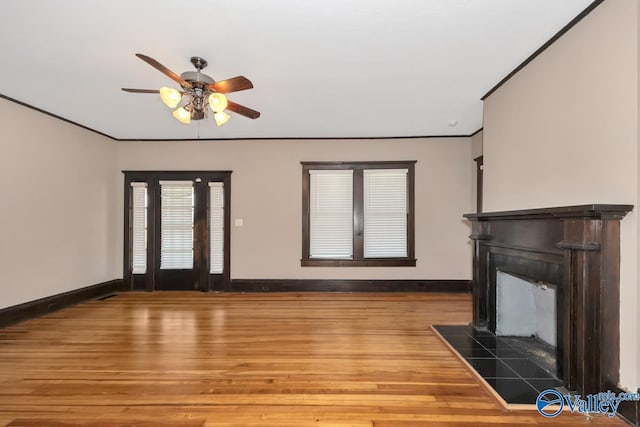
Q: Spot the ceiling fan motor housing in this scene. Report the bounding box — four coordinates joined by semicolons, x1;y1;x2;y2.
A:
180;71;215;86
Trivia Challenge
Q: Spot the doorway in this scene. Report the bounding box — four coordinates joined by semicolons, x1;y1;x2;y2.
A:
123;171;231;291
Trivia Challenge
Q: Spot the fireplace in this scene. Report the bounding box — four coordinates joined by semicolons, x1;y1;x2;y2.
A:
464;205;632;396
495;269;559;377
496;270;557;349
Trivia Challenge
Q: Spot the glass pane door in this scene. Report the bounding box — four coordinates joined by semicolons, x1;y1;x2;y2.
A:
159;181;194;269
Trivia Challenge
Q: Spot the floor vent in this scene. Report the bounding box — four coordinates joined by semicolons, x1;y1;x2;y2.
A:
96;294;118;301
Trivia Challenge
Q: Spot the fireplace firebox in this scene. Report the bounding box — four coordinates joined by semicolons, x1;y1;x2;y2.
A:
464;204;632;397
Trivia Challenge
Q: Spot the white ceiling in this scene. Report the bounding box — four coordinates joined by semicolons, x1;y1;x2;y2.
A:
0;0;593;140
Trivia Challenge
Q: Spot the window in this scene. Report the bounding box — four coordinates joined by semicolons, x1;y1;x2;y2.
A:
209;182;225;274
130;182;148;274
363;169;408;258
301;161;416;267
309;169;353;259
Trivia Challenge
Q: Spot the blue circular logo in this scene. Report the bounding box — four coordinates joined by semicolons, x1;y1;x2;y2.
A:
536;389;564;418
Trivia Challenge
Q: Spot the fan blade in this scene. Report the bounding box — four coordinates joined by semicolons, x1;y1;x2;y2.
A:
208;76;253;94
121;88;160;94
227;100;260;119
135;53;192;88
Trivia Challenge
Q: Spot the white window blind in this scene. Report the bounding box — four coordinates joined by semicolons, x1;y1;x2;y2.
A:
130;182;147;274
160;181;194;269
209;182;224;274
363;169;408;258
309;169;353;258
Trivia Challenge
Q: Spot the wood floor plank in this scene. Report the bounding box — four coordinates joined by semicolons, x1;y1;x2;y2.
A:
7;421;204;427
0;292;624;426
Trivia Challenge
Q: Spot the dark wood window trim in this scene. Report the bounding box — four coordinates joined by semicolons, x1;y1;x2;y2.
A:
301;161;416;267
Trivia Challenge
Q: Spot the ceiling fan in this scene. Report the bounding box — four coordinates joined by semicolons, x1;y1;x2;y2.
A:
122;53;260;126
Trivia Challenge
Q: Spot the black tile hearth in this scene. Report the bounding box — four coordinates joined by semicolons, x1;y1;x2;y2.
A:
440;334;483;349
526;378;564;394
465;358;519;378
502;358;555;379
472;335;513;349
484;378;541;404
501;336;557;376
454;347;495;358
436;324;493;336
434;324;561;405
488;347;526;359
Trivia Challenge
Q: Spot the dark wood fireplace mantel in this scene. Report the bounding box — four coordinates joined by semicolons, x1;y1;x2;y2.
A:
464;204;633;397
465;204;632;221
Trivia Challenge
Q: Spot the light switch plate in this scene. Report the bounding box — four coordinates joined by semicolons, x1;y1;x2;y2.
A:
234;218;244;227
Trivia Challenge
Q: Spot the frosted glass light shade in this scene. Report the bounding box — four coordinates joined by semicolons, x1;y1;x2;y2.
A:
172;107;191;124
214;111;230;127
160;87;182;108
208;93;228;113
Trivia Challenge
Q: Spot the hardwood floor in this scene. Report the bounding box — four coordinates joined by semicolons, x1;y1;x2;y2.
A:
0;292;624;426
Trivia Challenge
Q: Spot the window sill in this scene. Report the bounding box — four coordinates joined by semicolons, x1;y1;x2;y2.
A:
301;258;417;267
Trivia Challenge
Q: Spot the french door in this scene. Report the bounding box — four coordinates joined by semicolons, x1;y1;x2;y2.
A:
123;171;231;291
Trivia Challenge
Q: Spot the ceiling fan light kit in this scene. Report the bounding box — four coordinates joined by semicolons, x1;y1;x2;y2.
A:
172;107;191;125
122;53;260;127
214;111;231;127
159;87;181;109
208;92;228;113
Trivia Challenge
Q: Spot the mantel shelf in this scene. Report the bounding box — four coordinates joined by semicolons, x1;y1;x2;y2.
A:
464;204;633;221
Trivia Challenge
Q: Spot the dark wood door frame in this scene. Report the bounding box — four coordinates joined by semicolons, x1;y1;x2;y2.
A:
123;170;232;292
474;156;483;213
